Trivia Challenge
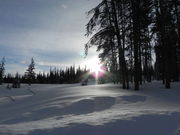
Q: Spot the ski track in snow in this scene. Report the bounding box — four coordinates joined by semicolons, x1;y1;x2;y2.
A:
0;82;180;135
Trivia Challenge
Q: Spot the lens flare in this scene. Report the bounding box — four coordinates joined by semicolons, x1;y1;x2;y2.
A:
81;57;106;79
90;63;105;78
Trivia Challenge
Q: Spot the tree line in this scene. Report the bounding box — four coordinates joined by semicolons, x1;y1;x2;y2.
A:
85;0;180;90
1;58;89;85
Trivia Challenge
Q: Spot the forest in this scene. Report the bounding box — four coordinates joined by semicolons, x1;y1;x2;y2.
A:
85;0;180;90
0;58;89;85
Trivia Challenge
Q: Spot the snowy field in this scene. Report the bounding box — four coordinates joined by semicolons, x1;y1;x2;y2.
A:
0;81;180;135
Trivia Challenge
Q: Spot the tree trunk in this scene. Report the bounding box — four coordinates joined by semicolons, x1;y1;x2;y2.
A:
131;0;140;90
111;0;128;89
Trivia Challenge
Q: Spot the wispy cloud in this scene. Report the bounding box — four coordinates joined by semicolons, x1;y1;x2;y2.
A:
0;0;101;74
61;4;67;9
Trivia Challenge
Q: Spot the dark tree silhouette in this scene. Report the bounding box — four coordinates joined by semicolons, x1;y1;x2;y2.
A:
0;57;5;85
25;58;35;85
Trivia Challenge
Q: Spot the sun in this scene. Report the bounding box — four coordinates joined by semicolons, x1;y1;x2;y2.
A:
82;57;105;78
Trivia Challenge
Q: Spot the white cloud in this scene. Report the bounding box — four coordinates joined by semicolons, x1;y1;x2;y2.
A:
61;4;67;9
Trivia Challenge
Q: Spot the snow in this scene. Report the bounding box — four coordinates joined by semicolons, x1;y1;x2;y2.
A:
0;81;180;135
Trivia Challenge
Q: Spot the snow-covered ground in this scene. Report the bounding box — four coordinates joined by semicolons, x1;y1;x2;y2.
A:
0;81;180;135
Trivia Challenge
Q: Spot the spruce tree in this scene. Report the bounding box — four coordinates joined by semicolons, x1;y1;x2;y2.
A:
0;57;5;85
25;58;35;85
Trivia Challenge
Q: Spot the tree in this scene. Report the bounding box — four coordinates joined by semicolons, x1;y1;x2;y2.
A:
0;57;5;85
25;58;35;85
152;0;180;88
85;0;130;89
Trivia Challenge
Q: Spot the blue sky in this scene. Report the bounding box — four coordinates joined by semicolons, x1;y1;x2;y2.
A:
0;0;100;74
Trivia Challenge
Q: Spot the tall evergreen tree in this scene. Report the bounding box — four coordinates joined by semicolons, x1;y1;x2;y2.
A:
0;57;5;85
25;58;35;85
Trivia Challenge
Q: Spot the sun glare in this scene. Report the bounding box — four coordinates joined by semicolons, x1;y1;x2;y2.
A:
82;57;105;78
90;63;104;78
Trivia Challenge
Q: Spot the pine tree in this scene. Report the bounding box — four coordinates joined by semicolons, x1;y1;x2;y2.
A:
25;58;35;85
152;0;180;88
0;57;5;85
